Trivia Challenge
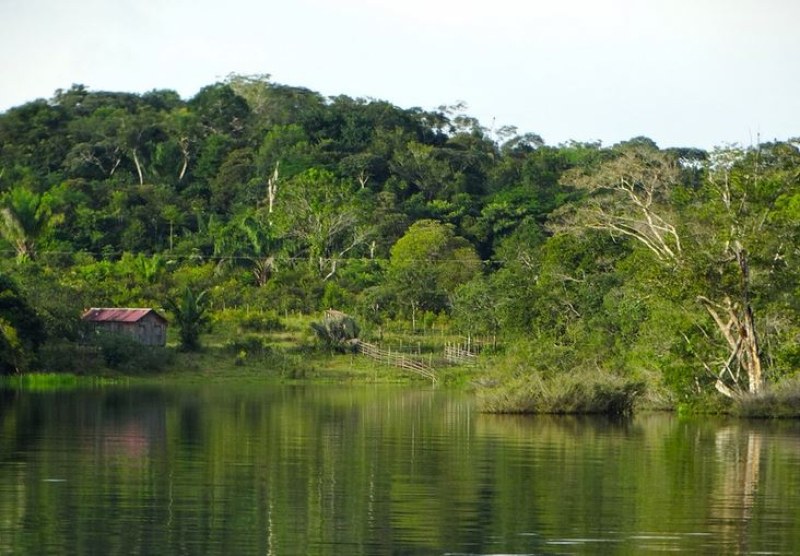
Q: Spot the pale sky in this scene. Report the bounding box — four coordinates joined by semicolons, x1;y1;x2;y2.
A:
1;0;799;149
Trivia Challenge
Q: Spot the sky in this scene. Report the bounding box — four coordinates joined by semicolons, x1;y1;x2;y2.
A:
1;0;799;149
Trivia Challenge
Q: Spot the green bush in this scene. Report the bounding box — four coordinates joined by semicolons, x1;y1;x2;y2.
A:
239;312;285;332
38;341;103;374
225;334;272;357
93;333;173;373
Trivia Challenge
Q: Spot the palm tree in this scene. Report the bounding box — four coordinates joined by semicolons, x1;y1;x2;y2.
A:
164;287;210;351
239;215;279;287
0;186;62;262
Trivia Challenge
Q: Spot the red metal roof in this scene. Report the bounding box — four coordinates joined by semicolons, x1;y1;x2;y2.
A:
81;308;167;323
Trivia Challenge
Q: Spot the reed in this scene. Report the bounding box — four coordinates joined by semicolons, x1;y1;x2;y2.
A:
476;370;644;415
733;377;800;418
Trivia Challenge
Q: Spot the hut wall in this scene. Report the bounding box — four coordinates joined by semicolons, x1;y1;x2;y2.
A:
92;315;166;346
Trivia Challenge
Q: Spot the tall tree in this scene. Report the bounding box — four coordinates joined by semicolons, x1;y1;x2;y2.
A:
690;145;799;397
276;169;367;280
387;219;481;328
555;144;799;398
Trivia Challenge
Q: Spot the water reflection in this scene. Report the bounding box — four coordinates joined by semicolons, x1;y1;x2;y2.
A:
712;425;762;553
1;385;800;555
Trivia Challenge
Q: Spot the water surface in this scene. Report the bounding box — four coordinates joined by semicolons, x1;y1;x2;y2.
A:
1;384;799;555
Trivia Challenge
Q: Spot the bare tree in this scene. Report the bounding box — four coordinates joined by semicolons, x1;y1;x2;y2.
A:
556;146;765;397
555;147;683;262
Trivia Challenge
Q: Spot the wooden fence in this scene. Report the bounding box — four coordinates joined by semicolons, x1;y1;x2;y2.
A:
444;343;479;366
355;340;437;383
443;337;490;365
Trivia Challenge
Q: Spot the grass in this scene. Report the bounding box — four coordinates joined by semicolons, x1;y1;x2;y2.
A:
732;377;800;418
475;369;644;415
13;311;644;413
98;310;471;386
0;372;126;391
159;310;472;383
153;343;471;386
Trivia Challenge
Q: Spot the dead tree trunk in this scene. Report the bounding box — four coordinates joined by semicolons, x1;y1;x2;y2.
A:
735;242;763;394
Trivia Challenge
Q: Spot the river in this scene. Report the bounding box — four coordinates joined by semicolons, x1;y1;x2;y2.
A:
1;383;799;555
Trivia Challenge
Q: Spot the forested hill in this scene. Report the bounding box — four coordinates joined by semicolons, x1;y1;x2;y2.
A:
1;75;799;406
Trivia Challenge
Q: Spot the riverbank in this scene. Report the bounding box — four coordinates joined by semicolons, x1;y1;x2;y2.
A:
10;308;800;417
21;309;476;388
8;350;800;418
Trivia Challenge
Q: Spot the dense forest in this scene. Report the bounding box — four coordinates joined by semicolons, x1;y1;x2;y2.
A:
1;75;799;411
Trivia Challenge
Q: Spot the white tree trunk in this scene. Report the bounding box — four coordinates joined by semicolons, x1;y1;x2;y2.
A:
132;148;144;186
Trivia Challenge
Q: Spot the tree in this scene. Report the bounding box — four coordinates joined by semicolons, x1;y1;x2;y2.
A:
688;145;795;397
165;287;210;351
122;106;171;186
555;144;797;398
209;147;256;213
238;214;279;287
451;276;501;345
276;169;367;280
387;219;481;329
189;83;251;138
0;185;62;261
152;107;200;185
555;146;683;262
0;272;44;374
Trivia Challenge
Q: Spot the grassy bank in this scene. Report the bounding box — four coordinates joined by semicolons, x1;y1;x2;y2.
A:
0;372;126;391
11;310;661;415
474;370;645;416
23;308;800;419
732;378;800;418
25;310;475;387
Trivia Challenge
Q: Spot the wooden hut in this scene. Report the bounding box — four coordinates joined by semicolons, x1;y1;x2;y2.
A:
82;308;168;347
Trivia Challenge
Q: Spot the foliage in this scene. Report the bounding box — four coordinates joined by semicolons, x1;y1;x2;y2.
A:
310;312;360;353
0;185;63;261
1;78;800;413
0;271;44;374
165;287;210;351
451;276;500;340
387;219;481;326
238;312;285;333
91;332;172;372
733;377;800;418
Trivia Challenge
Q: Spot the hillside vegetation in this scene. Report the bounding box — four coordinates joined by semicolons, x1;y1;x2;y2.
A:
2;75;799;413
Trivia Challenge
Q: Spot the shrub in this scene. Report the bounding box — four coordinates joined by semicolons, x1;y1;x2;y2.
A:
239;312;284;332
310;312;360;353
734;377;800;418
93;333;173;373
38;341;103;374
95;333;139;368
225;334;272;357
165;287;210;351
